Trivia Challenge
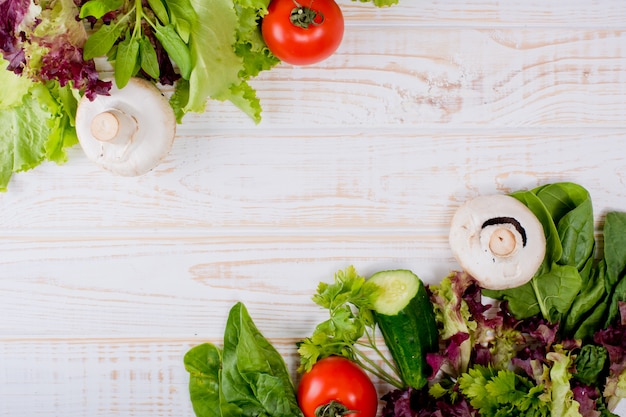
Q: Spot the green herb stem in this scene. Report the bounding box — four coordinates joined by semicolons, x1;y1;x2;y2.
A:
132;0;143;38
356;327;401;380
530;278;550;319
351;347;404;389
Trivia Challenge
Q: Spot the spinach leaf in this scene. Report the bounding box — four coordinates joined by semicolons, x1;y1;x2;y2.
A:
562;259;606;337
184;342;224;417
534;183;594;271
484;280;540;320
114;34;140;89
80;0;124;19
600;212;626;327
604;211;626;287
83;20;127;60
184;303;302;417
154;22;192;79
147;0;170;24
222;302;303;417
531;264;582;323
139;37;160;79
164;0;197;43
573;344;609;387
510;190;562;274
574;293;609;341
488;183;595;331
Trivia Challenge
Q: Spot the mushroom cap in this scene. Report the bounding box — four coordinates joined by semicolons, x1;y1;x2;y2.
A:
75;77;176;177
448;194;547;290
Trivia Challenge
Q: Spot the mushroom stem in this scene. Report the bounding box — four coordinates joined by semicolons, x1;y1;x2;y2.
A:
489;227;517;257
90;109;137;143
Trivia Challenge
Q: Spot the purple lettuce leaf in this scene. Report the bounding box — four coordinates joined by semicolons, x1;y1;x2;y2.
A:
0;0;31;72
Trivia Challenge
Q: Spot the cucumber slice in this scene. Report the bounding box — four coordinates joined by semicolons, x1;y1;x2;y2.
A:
369;269;420;315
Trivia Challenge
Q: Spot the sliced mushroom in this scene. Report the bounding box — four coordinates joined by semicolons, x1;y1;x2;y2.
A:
75;77;176;176
448;194;546;290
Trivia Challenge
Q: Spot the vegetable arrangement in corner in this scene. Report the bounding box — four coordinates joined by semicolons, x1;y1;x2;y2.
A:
0;0;398;191
185;182;626;417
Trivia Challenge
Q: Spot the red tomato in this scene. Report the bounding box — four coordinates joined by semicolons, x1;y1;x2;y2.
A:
262;0;344;66
297;356;378;417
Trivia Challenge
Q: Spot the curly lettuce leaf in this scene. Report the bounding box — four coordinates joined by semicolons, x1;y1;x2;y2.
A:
0;0;38;71
546;349;581;417
0;59;78;191
2;0;109;99
174;0;278;123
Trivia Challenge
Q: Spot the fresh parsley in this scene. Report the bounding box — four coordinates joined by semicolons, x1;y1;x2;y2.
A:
297;265;404;388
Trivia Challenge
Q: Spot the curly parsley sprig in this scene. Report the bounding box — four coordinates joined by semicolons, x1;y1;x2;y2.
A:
297;266;404;388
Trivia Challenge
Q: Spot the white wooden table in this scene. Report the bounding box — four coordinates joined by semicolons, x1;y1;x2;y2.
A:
1;1;626;415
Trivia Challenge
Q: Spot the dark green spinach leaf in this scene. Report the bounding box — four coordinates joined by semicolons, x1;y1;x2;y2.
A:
184;342;223;417
222;302;302;417
184;302;302;417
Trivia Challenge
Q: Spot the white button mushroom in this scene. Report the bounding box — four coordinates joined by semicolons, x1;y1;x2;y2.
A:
75;77;176;176
448;194;547;290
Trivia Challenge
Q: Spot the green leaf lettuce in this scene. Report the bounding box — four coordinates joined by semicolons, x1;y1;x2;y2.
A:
0;59;78;191
174;0;279;123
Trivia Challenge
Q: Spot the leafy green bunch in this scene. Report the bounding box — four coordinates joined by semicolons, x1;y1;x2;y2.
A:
297;265;404;388
485;182;626;341
80;0;195;89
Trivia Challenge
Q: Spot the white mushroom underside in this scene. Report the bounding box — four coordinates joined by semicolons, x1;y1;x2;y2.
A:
449;194;547;290
75;78;176;177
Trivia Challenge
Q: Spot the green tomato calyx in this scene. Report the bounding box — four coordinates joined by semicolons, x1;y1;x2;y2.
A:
290;1;325;29
315;400;358;417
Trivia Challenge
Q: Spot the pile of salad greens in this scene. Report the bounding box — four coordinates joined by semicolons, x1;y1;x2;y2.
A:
184;182;626;417
0;0;397;191
381;183;626;417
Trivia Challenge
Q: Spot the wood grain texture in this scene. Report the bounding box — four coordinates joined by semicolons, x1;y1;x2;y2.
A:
1;130;625;229
173;27;626;129
1;1;626;416
340;0;626;27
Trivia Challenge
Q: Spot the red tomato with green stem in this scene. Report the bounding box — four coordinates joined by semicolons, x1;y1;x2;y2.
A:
262;0;344;66
297;356;378;417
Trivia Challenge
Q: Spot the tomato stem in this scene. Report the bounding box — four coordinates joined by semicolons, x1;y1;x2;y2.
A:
290;0;324;29
315;400;358;417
